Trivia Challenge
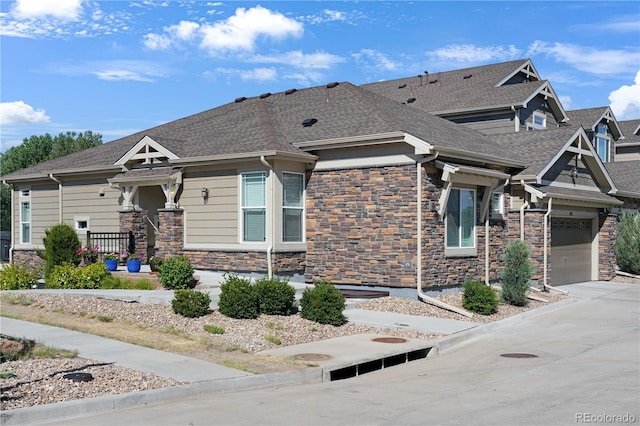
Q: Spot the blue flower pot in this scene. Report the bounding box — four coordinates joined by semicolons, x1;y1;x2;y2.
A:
104;259;118;271
126;260;141;273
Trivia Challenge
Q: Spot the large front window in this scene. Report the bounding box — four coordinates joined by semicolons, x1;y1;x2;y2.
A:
595;124;610;162
241;172;266;242
20;190;31;244
446;188;475;249
282;172;304;242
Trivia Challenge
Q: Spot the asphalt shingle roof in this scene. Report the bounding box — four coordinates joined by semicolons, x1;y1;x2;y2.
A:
566;107;609;129
618;119;640;145
2;82;524;181
605;160;640;197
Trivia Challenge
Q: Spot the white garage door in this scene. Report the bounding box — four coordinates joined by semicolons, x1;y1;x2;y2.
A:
551;218;593;285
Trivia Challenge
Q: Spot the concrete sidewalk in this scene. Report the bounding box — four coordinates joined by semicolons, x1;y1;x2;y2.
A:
0;281;626;425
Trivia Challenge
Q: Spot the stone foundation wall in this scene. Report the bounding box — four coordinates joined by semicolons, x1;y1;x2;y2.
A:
10;250;43;273
119;210;148;261
184;250;305;274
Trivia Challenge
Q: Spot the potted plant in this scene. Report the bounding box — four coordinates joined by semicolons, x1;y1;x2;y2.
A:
122;251;143;273
103;253;119;271
149;256;163;273
77;244;99;266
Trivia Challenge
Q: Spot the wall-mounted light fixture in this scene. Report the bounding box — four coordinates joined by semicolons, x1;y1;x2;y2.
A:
570;167;578;179
201;188;209;199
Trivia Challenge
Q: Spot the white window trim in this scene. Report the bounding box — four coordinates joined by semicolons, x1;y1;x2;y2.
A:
19;188;31;245
239;171;267;243
75;216;90;231
444;187;477;257
595;124;611;163
282;171;305;243
527;111;547;130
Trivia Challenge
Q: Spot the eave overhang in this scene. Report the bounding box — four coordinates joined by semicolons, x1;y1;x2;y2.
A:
169;150;317;166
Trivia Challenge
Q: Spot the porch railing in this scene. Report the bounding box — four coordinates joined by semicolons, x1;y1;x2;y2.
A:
86;231;135;258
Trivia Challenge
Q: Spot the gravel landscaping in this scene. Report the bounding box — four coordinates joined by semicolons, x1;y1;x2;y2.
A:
3;277;639;411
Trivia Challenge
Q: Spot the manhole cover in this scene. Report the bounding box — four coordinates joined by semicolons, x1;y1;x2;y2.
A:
293;353;333;361
63;373;94;382
371;337;407;344
500;353;538;359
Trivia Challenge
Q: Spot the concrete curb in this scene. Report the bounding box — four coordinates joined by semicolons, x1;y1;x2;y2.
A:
1;368;324;426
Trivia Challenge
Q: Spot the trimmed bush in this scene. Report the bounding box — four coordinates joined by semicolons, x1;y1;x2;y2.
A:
36;223;81;279
218;274;259;319
172;289;211;318
47;262;109;289
299;281;346;326
254;277;296;316
158;256;194;290
615;212;640;275
0;262;38;290
501;239;533;306
462;279;499;315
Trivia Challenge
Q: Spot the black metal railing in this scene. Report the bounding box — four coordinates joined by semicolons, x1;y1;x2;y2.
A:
87;231;134;258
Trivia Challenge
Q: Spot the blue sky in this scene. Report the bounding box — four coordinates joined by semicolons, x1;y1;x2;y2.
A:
1;0;639;150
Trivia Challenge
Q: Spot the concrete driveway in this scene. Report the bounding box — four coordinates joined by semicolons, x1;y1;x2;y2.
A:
51;281;639;426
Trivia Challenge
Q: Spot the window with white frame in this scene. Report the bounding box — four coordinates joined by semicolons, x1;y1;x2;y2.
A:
19;189;31;244
446;188;476;249
241;172;266;242
595;124;610;162
491;191;504;216
282;172;304;242
75;216;90;231
527;111;546;130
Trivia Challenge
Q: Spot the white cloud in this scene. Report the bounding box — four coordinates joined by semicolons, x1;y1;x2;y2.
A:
240;68;278;82
427;44;522;64
199;6;303;53
143;33;172;50
12;0;84;20
0;101;51;125
169;20;199;41
527;41;640;75
558;96;572;111
92;70;154;82
144;20;200;50
352;49;398;72
249;51;344;70
51;60;166;82
609;70;640;120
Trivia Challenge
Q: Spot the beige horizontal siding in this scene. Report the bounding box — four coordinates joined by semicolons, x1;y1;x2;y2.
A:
62;180;121;233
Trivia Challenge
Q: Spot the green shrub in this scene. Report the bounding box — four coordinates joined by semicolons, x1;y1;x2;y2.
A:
299;281;346;326
264;334;281;345
501;239;533;306
254;276;296;316
462;279;499;315
203;324;225;334
0;262;38;290
47;262;108;289
158;256;194;290
36;223;81;280
218;274;259;319
171;289;211;318
615;212;640;275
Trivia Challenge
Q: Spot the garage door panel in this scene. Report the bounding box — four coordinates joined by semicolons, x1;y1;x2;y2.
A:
551;218;593;285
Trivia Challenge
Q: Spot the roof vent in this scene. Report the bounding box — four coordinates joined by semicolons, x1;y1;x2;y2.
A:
429;79;438;84
326;82;339;89
463;74;472;79
302;118;318;127
234;97;247;103
407;97;416;103
398;84;407;89
285;88;297;95
259;92;271;99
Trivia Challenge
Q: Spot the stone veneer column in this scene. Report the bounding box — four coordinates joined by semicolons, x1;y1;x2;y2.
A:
522;210;547;284
119;210;148;261
598;212;617;281
157;208;184;258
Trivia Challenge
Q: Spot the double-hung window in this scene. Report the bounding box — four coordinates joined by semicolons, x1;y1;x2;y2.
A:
446;188;476;250
282;172;304;242
595;124;610;163
241;172;266;242
19;189;31;244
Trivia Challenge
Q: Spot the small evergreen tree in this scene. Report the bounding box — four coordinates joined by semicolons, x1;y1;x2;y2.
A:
36;223;81;279
501;239;533;306
462;279;499;315
299;281;346;326
615;212;640;275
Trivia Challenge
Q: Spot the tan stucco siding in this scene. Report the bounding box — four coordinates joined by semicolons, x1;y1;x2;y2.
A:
182;171;238;244
62;178;121;233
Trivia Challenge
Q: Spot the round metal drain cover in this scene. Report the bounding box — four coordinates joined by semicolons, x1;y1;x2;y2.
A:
63;373;94;382
293;353;333;361
500;353;538;359
371;337;407;344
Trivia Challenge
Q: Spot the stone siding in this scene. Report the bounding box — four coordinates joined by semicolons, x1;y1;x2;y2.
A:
11;250;43;273
156;209;183;259
598;213;617;280
119;210;148;261
185;250;305;274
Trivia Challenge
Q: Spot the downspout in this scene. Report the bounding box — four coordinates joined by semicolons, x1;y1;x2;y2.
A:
519;180;529;241
49;174;63;222
417;154;473;318
2;180;14;263
260;156;273;278
541;198;568;294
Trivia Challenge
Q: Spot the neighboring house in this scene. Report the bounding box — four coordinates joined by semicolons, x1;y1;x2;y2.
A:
616;119;640;162
2;59;637;293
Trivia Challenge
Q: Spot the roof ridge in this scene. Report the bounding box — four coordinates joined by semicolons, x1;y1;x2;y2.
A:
256;99;280;150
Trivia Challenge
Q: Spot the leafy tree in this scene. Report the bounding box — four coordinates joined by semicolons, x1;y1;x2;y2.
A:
615;212;640;275
0;131;102;231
